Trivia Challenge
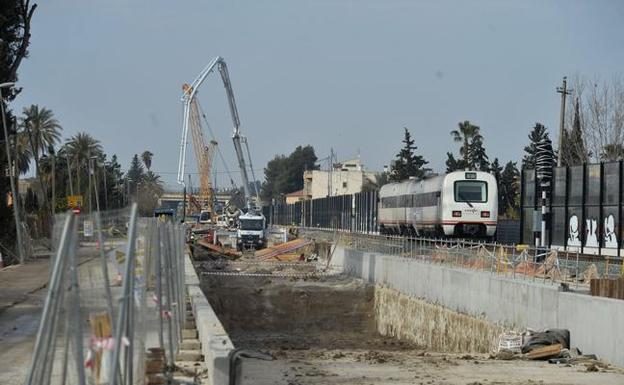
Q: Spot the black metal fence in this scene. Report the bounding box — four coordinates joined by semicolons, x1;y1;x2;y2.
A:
522;162;623;256
263;190;379;232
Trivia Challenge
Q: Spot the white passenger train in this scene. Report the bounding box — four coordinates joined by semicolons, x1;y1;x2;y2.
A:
378;171;498;238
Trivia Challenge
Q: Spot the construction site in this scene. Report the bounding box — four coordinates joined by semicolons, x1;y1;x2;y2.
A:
2;2;624;381
0;52;623;385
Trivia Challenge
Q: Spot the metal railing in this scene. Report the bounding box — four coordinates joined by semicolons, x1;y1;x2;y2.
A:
300;228;624;289
25;204;188;385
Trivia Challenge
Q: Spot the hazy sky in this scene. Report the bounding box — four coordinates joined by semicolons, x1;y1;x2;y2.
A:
12;0;624;188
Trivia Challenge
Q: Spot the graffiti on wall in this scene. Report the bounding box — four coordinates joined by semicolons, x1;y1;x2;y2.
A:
604;214;618;248
585;218;599;247
567;214;619;249
567;215;581;247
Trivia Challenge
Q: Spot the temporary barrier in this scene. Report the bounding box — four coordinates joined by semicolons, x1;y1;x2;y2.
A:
25;204;187;385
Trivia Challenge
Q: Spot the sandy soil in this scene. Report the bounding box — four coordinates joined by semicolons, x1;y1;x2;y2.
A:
239;349;624;385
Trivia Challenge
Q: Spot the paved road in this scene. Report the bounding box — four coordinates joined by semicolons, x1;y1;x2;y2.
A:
0;252;109;384
0;259;50;384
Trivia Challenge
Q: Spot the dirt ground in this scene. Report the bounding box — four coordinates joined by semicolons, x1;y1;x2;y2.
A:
198;260;624;385
239;349;624;385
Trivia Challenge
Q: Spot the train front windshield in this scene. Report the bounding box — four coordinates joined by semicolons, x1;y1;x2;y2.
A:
454;181;487;203
240;218;264;230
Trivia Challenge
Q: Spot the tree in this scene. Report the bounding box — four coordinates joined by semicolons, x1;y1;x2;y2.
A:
467;136;489;171
560;98;588;166
445;152;466;173
601;143;624;161
489;158;503;212
141;150;153;171
0;0;37;262
522;123;552;170
104;154;125;208
261;154;288;201
451;121;482;164
261;145;318;201
20;105;62;218
389;127;428;182
499;161;520;218
14;130;32;175
283;145;318;193
137;170;164;215
566;75;624;162
0;1;37;95
62;133;103;196
126;154;145;201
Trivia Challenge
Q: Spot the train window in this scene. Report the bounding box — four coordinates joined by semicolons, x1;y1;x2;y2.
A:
454;181;487;203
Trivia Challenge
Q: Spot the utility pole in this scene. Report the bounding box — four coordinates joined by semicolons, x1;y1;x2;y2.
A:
0;82;24;264
556;76;572;167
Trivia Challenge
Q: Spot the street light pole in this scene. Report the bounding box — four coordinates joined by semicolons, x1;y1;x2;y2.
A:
0;82;24;263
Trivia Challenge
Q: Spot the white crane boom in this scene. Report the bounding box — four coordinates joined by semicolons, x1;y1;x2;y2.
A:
177;56;257;211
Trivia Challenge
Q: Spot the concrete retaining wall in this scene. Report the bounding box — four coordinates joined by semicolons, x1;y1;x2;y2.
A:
185;255;234;385
332;246;624;366
375;286;504;353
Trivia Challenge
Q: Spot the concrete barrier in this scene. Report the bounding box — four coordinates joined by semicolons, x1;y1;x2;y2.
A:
332;246;624;367
185;255;234;385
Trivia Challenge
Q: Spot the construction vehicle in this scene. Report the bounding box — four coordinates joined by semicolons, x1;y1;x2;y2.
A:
177;56;266;249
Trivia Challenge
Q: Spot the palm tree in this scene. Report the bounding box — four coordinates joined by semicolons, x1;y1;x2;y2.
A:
20;105;62;157
450;121;482;163
62;133;103;196
137;171;164;215
141;150;153;171
20;105;62;215
142;171;164;195
14;131;32;176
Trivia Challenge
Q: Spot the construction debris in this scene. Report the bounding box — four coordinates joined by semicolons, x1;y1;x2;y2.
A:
521;329;570;354
527;343;562;360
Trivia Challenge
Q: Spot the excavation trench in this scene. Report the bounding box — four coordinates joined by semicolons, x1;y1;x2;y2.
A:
196;261;511;383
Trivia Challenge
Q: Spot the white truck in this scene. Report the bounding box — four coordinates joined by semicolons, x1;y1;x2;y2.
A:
236;211;266;250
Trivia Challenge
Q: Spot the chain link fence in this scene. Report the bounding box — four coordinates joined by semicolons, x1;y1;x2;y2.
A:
25;204;188;385
300;228;624;289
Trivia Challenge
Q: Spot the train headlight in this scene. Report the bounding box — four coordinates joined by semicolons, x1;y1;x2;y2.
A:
452;211;462;217
481;211;490;218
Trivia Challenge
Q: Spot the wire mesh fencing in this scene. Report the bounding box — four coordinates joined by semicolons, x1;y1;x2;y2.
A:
25;204;188;385
300;228;624;289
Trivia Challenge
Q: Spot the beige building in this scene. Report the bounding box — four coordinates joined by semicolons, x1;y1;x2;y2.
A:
303;157;377;199
284;189;307;204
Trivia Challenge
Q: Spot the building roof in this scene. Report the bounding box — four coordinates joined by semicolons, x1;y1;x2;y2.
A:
285;189;306;197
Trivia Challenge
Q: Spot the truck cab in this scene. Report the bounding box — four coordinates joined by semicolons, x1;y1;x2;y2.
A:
236;211;266;250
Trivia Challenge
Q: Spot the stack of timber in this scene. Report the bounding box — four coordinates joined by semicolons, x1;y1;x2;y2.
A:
590;277;624;300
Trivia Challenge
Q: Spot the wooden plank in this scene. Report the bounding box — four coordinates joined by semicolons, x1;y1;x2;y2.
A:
527;343;562;359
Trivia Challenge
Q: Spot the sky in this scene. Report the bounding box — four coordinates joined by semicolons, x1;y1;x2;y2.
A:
12;0;624;189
